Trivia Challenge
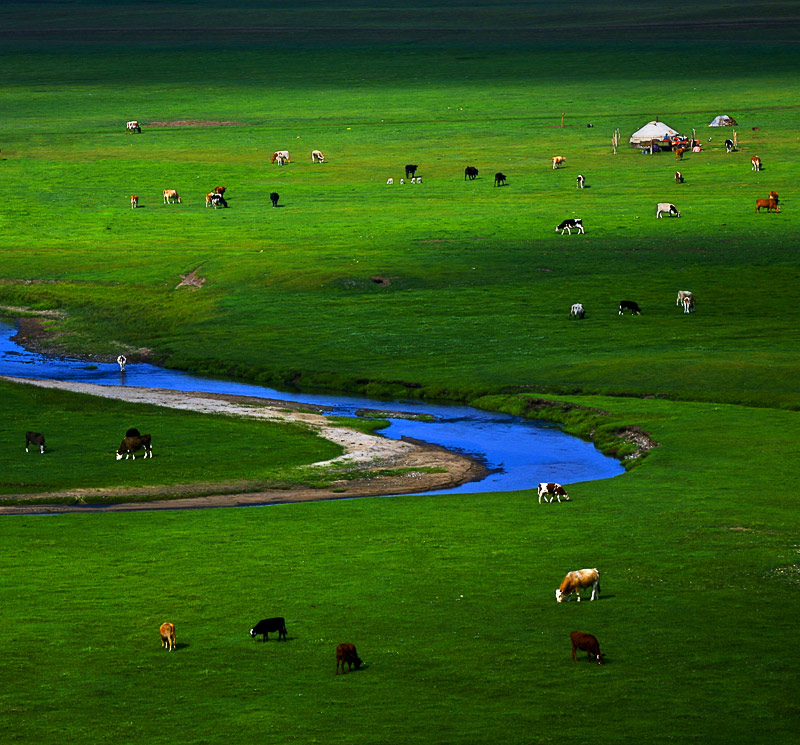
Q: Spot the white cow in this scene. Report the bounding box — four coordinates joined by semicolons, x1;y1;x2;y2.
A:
311;149;325;163
677;291;695;314
569;303;585;319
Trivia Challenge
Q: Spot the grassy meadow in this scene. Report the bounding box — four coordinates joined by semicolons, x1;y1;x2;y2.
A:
1;2;799;744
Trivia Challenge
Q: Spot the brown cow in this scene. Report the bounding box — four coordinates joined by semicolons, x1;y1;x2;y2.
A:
160;622;176;651
213;186;226;195
116;434;152;460
751;156;762;171
571;631;604;665
675;147;686;161
755;198;779;213
163;189;181;204
335;643;363;674
556;568;600;603
130;194;139;209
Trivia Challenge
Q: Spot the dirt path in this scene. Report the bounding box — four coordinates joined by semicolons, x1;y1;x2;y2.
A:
0;377;487;514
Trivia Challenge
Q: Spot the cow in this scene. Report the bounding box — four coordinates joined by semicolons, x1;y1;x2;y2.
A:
619;300;642;315
556;218;583;235
25;431;45;454
465;166;479;180
250;617;287;641
725;138;735;153
410;177;416;183
311;149;325;163
270;192;279;207
126;121;141;133
116;434;152;460
755;198;779;213
117;354;127;371
160;622;176;651
556;568;600;603
386;178;394;185
130;194;138;209
405;164;418;179
571;631;604;665
676;291;695;314
576;174;585;188
538;482;570;502
675;147;686;161
656;202;680;218
552;156;566;170
675;171;684;183
336;643;363;674
271;150;290;164
570;303;585;319
213;186;226;196
769;191;779;204
400;179;405;185
163;189;181;204
751;156;762;171
205;192;227;208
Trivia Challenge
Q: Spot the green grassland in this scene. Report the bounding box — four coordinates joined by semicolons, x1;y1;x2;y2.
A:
1;2;799;744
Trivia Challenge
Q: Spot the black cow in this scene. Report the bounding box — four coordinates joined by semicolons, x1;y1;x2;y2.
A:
270;192;279;207
25;431;45;454
405;164;418;179
556;218;584;235
494;172;507;187
250;617;287;641
464;166;479;180
619;300;642;315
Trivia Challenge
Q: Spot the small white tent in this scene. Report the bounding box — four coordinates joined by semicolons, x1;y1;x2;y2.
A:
629;120;680;147
709;114;738;127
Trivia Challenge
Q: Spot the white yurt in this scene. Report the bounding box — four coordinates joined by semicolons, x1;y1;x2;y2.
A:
708;114;738;127
629;120;680;147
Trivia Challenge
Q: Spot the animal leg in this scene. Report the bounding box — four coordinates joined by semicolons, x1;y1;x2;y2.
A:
572;645;578;661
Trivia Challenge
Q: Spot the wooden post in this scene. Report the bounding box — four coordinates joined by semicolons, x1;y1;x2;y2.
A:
733;130;738;149
561;111;565;128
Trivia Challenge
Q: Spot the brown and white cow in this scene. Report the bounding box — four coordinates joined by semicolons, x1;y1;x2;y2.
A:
552;156;566;170
335;643;363;674
311;149;325;163
556;568;600;603
538;482;570;503
116;434;152;460
570;631;604;665
160;622;176;651
676;290;694;313
163;189;181;204
126;121;141;133
130;194;139;209
751;156;762;171
271;150;290;164
213;186;226;196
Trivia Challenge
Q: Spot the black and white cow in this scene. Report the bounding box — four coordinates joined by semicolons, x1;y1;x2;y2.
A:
725;138;735;153
656;203;680;218
570;303;585;319
576;174;585;188
619;300;642;315
25;431;46;454
556;218;584;235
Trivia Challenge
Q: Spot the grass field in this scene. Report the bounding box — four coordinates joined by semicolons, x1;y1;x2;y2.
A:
1;2;799;744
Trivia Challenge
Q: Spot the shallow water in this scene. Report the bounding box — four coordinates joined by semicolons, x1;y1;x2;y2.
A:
0;321;624;494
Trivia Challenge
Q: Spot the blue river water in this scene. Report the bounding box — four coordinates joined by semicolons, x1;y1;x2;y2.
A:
0;321;624;495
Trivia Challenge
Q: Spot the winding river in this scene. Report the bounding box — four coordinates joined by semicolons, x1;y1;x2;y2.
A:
0;321;624;495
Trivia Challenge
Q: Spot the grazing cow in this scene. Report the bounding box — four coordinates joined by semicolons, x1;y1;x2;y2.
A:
270;192;279;207
206;192;227;209
576;174;585;188
556;218;584;235
400;179;405;185
386;178;394;185
676;291;695;314
335;643;363;674
570;303;585;319
538;482;570;502
675;147;686;161
725;138;735;153
751;156;762;171
619;300;642;315
494;172;507;187
552;156;566;170
769;191;779;203
25;431;45;454
250;617;287;641
405;164;418;179
271;150;290;164
126;121;141;133
311;149;326;163
410;177;416;183
213;186;226;196
117;354;127;371
656;202;680;218
163;189;181;204
160;622;176;651
556;568;600;603
675;171;684;183
570;631;604;665
755;197;779;213
465;166;479;180
416;177;422;184
130;194;138;209
116;434;152;460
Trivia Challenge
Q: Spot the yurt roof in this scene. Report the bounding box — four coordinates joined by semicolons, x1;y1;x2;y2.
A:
629;120;680;143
